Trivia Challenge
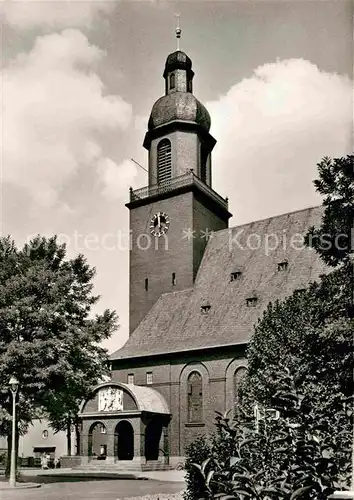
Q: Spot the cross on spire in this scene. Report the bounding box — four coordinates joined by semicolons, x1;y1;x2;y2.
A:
174;13;181;50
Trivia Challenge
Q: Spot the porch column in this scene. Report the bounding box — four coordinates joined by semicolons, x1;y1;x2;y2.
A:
105;421;115;464
140;419;146;463
163;425;169;464
80;433;85;455
132;420;141;463
80;434;89;465
140;432;146;462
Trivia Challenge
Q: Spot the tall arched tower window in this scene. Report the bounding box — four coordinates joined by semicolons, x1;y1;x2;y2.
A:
187;371;203;422
157;138;172;184
234;367;247;417
169;73;175;90
200;144;208;184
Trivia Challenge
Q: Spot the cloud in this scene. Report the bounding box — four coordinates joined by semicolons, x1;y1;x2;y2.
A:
0;0;114;29
98;158;138;200
134;115;148;133
207;59;353;224
2;29;135;207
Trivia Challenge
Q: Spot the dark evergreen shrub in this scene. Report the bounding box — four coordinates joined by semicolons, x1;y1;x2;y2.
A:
183;435;211;500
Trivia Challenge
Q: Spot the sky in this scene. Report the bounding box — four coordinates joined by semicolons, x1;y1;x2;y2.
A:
1;0;353;353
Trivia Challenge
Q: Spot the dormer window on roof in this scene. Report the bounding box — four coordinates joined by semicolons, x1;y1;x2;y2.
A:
201;304;211;314
246;297;258;307
230;271;242;282
277;261;289;272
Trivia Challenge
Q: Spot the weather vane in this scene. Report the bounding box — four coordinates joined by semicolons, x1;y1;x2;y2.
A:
174;13;181;51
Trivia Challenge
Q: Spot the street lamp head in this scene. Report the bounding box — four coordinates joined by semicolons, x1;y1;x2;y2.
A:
9;376;19;394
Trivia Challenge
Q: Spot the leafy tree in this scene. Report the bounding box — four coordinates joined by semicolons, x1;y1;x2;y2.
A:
189;368;349;499
0;235;118;470
244;266;353;486
246;265;352;391
305;155;354;266
186;154;353;498
43;307;116;456
242;154;354;492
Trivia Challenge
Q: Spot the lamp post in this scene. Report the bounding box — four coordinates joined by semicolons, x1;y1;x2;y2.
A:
9;376;19;488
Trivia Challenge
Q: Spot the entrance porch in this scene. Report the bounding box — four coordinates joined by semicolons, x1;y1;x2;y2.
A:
75;382;171;469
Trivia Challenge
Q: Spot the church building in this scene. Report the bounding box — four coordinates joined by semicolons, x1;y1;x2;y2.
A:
78;47;327;468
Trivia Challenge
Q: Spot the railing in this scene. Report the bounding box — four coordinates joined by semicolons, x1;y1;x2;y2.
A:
129;171;229;210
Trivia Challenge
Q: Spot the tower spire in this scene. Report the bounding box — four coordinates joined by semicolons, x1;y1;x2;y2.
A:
174;13;181;51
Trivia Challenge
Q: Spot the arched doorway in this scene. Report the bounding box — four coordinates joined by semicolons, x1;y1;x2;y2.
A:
114;421;134;460
88;422;107;460
145;420;163;461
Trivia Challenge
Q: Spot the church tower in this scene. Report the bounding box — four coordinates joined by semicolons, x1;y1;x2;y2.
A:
127;45;232;334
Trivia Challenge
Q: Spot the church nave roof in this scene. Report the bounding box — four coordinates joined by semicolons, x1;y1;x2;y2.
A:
111;206;328;361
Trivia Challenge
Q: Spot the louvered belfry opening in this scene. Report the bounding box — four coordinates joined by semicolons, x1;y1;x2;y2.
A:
157;138;172;184
200;144;208;184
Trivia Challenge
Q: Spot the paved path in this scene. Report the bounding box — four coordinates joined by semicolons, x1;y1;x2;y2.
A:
0;477;184;500
135;471;185;483
19;468;185;483
0;483;40;491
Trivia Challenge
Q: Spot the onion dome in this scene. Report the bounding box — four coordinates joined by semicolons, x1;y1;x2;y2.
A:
163;50;193;78
148;92;211;132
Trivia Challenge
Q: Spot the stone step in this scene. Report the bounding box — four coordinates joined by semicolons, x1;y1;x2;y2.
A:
74;464;142;470
74;460;173;472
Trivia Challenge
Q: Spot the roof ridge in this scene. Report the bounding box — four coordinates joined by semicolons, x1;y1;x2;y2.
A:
215;204;322;235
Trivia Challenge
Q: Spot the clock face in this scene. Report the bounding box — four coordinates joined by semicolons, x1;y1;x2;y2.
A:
150;212;170;237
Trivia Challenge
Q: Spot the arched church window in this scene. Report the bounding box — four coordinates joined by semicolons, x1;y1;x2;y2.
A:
233;366;247;417
187;371;203;422
169;73;175;90
157;139;172;184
